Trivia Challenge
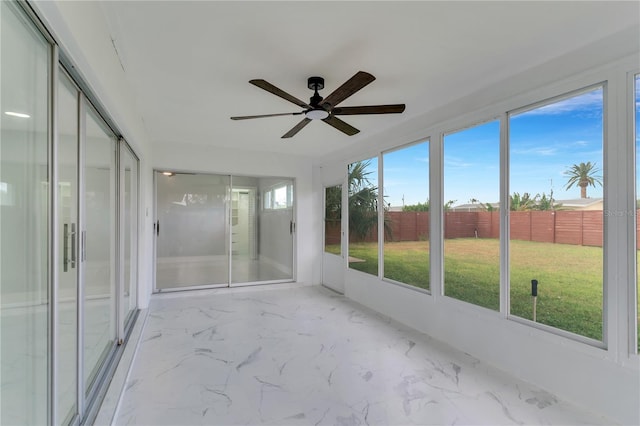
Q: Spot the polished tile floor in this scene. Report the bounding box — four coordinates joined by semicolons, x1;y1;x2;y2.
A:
113;285;608;425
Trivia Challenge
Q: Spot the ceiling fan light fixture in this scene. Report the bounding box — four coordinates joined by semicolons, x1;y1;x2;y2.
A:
305;109;329;120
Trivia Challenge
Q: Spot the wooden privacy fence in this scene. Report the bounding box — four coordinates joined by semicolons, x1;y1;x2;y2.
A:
326;210;640;248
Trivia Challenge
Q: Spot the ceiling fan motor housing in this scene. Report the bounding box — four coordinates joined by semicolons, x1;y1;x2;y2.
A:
307;76;324;90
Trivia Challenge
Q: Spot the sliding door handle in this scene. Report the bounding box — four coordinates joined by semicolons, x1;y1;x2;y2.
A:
63;224;69;272
156;220;160;236
70;223;76;268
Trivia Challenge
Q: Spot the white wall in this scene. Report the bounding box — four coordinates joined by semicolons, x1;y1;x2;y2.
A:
315;35;640;424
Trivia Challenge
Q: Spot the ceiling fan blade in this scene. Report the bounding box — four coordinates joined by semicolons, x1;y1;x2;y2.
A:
320;71;376;109
230;112;303;120
249;79;311;109
282;118;312;138
332;104;406;115
322;115;360;136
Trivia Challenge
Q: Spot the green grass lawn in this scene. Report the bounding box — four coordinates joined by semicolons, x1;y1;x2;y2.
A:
331;238;640;344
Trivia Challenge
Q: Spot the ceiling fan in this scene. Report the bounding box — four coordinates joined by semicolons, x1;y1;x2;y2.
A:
230;71;405;138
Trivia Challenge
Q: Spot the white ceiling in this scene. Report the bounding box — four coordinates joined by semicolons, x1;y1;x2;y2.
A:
99;1;639;159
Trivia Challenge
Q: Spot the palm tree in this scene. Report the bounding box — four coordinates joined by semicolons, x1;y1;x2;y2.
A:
510;192;538;211
325;185;342;221
348;160;381;240
564;162;602;199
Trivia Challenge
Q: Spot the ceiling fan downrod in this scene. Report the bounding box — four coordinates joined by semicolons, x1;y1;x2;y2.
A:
306;76;328;119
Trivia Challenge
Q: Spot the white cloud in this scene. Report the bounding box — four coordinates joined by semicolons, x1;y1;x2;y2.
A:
444;156;473;168
512;146;558;156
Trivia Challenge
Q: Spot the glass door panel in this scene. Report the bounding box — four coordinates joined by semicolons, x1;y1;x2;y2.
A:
0;1;51;424
57;69;79;424
232;177;294;284
83;105;118;393
155;172;230;289
121;145;138;324
324;185;342;255
322;184;345;293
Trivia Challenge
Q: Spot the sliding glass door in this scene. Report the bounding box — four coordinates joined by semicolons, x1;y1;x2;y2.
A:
83;104;118;395
155;172;230;289
121;144;139;327
57;69;80;425
154;172;295;290
1;2;141;424
0;2;51;423
232;177;294;284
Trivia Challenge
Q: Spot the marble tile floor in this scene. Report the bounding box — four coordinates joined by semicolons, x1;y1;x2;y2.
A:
112;285;610;426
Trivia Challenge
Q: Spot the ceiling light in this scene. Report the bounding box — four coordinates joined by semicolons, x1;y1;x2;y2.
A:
305;109;329;120
162;171;174;176
4;111;30;118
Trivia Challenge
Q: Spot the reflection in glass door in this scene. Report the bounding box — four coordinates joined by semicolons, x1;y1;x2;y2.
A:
154;173;295;290
83;104;118;395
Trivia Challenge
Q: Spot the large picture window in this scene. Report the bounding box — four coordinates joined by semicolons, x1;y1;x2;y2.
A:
348;157;379;276
443;120;500;309
509;87;604;341
383;141;430;290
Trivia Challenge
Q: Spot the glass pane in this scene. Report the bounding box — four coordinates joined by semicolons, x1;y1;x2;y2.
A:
324;185;342;255
348;157;379;276
156;172;230;289
84;106;118;392
444;121;500;309
383;141;430;290
0;2;50;424
57;70;79;424
509;88;604;341
232;177;294;283
122;145;138;323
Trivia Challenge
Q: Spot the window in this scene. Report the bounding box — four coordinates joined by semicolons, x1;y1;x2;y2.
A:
264;190;272;210
324;185;342;255
383;141;430;290
348;157;379;275
0;181;14;206
263;182;293;210
509;86;604;341
443;121;500;309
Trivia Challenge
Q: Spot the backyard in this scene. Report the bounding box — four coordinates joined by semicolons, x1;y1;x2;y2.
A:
328;238;639;343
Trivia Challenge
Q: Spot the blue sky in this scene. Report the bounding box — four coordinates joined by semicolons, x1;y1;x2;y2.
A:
356;81;639;208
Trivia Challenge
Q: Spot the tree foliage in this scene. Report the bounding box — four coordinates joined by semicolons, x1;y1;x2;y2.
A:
510;192;538;211
564;161;602;199
402;200;430;212
348;160;387;240
349;168;378;239
324;185;342;222
510;192;557;211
